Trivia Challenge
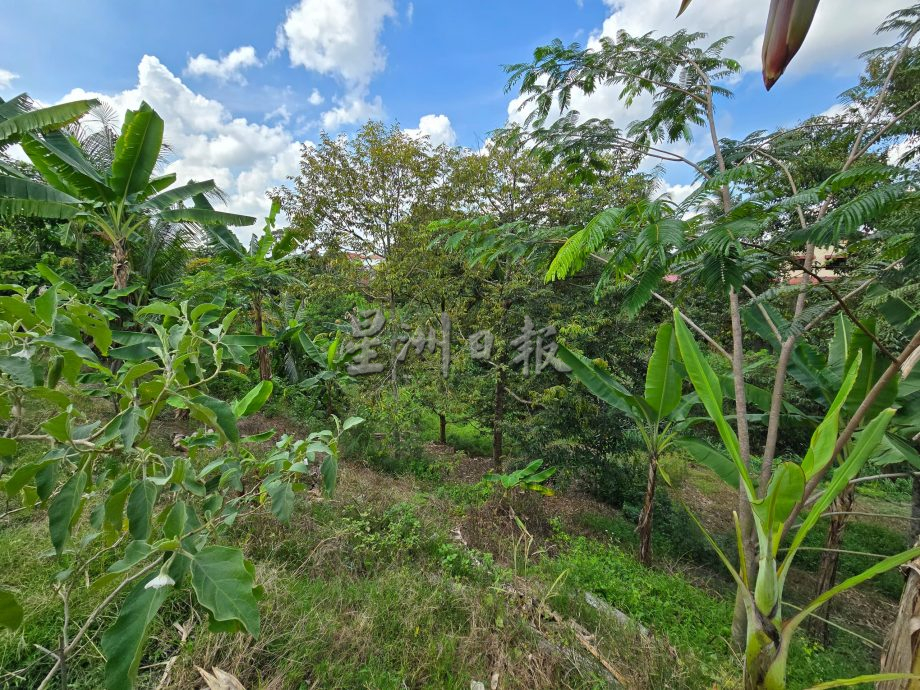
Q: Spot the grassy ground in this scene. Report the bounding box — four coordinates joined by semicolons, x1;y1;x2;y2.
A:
0;412;907;689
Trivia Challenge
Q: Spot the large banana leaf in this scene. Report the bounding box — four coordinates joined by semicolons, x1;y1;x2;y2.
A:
20;131;111;201
673;309;755;497
800;352;861;479
142;180;219;211
108;102;164;198
0;175;79;219
781;408;896;577
0;98;98;145
192;194;247;256
159;208;255;228
645;322;681;421
556;345;644;421
675;437;740;488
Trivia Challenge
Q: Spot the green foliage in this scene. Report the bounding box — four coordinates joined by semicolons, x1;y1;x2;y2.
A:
484;459;557;495
0;279;361;689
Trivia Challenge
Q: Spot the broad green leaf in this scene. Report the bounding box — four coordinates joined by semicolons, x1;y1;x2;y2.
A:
266;481;295;523
48;468;87;555
801;353;861;479
752;462;805;554
342;416;364;431
142;179;218;211
0;355;35;387
232;380;273;418
33;334;98;362
0;589;23;630
0;175;79;220
644;322;681;420
297;331;328;368
163;500;187;539
321;453;338;496
190;546;260;637
136;302;180;319
160;207;256;227
673;310;753;496
0;98;97;144
0;438;16;456
127;480;157;541
101;574;170;690
108;540;154;574
34;286;57;325
675;438;739;488
190;395;239;443
556;345;640;419
783;409;896;575
108;102;163;197
119;406;143;449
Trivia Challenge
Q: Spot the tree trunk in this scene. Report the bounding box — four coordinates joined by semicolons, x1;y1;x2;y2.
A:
637;452;658;566
877;539;920;690
112;240;129;291
439;413;447;445
807;482;856;644
493;366;506;466
911;474;920;546
252;295;271;381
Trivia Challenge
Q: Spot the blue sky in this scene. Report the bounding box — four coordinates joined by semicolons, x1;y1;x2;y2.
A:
0;0;907;225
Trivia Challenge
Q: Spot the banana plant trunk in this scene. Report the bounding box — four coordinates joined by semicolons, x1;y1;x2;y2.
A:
877;538;920;690
112;239;129;291
637;451;659;566
252;294;271;381
807;483;856;644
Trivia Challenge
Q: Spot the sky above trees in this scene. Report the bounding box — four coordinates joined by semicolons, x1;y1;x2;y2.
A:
0;0;907;228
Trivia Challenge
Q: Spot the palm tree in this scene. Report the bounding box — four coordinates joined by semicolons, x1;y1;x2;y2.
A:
0;101;254;289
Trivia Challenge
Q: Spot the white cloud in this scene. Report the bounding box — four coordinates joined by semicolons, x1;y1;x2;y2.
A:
276;0;396;86
406;2;414;22
663;182;697;205
185;45;261;84
406;114;457;147
308;88;325;106
59;55;306;238
321;88;384;129
0;68;18;91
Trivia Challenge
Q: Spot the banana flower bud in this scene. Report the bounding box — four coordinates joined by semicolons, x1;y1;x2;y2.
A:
762;0;820;90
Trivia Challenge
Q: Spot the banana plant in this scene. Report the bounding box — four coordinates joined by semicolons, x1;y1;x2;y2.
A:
678;0;820;90
484;459;557;496
558;323;716;565
290;328;355;417
0;101;254;290
198;197;306;381
671;308;920;689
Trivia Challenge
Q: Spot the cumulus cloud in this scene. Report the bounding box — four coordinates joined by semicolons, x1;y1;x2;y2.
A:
185;45;261;84
276;0;396;130
308;88;325;106
60;55;306;237
276;0;396;86
406;114;457;147
0;68;18;91
321;89;384;130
